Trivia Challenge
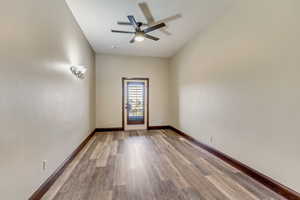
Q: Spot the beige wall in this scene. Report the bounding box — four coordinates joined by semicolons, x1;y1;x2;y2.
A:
0;0;95;199
96;54;169;128
2;0;300;197
169;0;300;192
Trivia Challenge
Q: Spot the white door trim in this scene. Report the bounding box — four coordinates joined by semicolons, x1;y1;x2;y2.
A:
122;78;149;130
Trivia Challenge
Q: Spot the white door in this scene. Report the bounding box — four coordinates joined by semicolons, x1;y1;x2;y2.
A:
123;79;148;130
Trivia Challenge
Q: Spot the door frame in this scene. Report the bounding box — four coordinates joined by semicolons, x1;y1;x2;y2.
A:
122;77;149;130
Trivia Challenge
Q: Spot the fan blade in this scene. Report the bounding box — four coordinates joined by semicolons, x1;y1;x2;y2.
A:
117;21;132;26
118;21;148;27
111;30;135;34
128;15;138;28
160;28;172;36
144;34;159;41
138;2;155;23
130;37;135;43
143;23;166;33
155;14;182;24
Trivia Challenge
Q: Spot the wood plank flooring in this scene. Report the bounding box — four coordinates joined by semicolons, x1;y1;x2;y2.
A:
42;129;286;200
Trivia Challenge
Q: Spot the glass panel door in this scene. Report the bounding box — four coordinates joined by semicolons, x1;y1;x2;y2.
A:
127;81;145;125
123;78;148;130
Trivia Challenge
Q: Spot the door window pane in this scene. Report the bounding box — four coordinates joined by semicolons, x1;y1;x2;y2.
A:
127;82;145;124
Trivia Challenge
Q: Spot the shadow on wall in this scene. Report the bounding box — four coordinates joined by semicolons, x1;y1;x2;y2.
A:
169;0;300;192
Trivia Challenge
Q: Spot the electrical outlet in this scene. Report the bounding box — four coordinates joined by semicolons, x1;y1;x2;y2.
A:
210;136;213;144
42;160;47;171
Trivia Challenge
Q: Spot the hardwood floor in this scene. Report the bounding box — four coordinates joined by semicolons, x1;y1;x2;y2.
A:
42;129;286;200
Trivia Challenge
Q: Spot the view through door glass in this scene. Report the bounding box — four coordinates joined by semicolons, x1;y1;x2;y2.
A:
127;81;145;125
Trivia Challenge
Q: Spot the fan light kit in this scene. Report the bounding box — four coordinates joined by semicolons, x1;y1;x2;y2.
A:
134;32;145;42
70;65;87;79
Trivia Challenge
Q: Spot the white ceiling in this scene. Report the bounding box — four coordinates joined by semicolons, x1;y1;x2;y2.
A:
65;0;233;58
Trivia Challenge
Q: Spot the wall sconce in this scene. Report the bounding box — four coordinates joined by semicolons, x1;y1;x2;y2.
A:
70;65;87;79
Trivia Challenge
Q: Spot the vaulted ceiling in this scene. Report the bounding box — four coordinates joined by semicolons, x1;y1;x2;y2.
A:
65;0;233;58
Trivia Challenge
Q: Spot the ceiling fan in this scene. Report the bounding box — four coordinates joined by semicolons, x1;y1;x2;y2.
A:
117;2;182;36
111;15;166;43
